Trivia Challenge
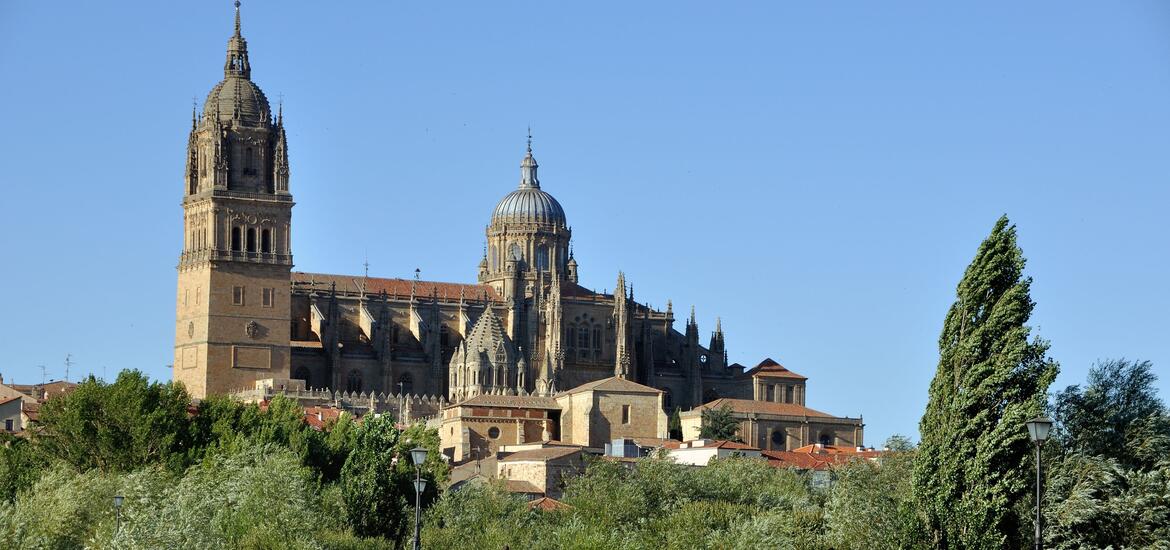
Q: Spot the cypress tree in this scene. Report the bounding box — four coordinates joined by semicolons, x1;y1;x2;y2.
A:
913;216;1059;549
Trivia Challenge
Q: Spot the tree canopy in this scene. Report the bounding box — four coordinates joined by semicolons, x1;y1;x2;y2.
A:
913;216;1059;549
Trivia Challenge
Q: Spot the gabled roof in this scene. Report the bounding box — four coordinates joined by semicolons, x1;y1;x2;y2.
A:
499;447;583;463
504;480;545;495
454;394;560;410
0;395;22;407
527;496;571;511
744;358;807;380
762;450;837;471
292;272;501;302
557;376;663;397
694;398;834;418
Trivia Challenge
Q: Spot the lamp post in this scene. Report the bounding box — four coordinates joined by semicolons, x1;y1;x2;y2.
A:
409;447;429;550
1025;416;1053;550
113;494;124;534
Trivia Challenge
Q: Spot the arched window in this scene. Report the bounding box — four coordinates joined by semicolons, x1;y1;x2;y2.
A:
771;430;786;450
593;326;602;359
509;243;523;263
294;366;312;388
246;228;257;252
536;245;549;271
564;325;575;350
440;325;450;348
819;433;832;446
660;388;672;410
398;373;414;395
346;370;362;393
261;229;272;253
231;227;242;252
578;327;590;359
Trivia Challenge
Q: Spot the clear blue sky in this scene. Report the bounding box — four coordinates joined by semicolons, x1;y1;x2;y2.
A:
0;1;1166;445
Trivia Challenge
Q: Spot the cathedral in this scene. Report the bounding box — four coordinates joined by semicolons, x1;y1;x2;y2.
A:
173;4;756;411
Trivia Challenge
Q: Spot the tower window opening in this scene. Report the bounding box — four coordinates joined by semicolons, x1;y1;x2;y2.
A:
245;147;254;175
231;227;242;252
261;229;272;253
246;228;257;252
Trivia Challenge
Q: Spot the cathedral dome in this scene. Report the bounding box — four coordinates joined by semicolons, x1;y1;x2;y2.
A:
492;188;567;227
490;144;567;228
203;77;271;126
202;2;270;127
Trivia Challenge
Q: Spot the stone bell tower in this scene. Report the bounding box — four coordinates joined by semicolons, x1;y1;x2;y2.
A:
174;2;293;398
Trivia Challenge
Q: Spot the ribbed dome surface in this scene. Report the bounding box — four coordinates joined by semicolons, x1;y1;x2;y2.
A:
203;77;270;126
492;188;567;227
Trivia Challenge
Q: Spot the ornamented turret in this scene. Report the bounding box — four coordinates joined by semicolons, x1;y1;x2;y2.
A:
447;307;518;401
174;2;293;399
613;271;632;379
709;316;727;369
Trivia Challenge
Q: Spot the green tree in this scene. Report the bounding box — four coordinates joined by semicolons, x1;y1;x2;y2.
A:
698;403;739;441
340;416;444;541
34;370;193;473
1052;358;1169;470
0;433;48;503
668;407;683;441
912;216;1059;549
823;445;926;549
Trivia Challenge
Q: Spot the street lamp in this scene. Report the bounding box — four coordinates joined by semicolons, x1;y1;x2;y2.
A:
113;494;124;533
409;447;429;550
1025;416;1054;550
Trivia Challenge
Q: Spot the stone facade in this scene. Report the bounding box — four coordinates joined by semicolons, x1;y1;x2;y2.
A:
174;5;292;399
437;394;561;462
174;6;757;408
555;377;670;449
679;397;864;451
496;447;587;500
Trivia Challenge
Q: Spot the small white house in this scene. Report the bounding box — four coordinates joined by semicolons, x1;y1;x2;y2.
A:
667;439;763;466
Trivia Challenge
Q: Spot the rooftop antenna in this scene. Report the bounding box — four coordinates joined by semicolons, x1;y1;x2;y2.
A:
64;354;72;383
38;365;46;388
414;267;421;281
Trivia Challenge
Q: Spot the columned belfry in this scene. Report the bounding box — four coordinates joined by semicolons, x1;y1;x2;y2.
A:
175;2;293;398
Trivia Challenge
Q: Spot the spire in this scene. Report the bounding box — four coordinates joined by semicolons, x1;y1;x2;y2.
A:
224;1;251;79
519;130;540;189
715;316;722;333
689;305;696;326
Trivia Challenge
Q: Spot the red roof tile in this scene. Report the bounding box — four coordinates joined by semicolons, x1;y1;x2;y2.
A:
527;497;572;511
744;358;807;380
292;272;500;302
697;398;834;418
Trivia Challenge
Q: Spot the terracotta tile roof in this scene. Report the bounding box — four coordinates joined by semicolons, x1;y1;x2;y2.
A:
454;394;561;410
527;496;571;511
744;358;807;380
791;444;882;458
697;398;833;418
561;281;599;299
292;272;501;302
557;376;663;397
21;401;40;422
709;440;759;451
0;395;22;406
762;450;837;471
503;480;544;494
499;447;583;463
303;406;345;431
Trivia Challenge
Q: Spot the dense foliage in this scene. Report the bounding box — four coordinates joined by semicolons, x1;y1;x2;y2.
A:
0;372;442;549
698;403;740;441
913;216;1059;549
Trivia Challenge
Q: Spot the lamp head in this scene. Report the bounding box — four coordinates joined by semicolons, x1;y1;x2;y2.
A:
414;479;428;494
410;447;429;466
1025;416;1054;444
113;495;124;508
